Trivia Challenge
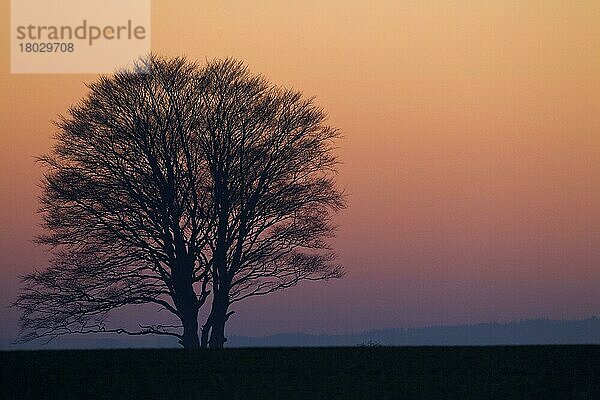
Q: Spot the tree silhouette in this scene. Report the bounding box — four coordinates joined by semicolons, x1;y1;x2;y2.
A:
15;55;345;349
196;60;345;348
15;56;213;349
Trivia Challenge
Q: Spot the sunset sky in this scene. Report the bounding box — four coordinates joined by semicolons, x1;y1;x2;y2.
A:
1;1;599;339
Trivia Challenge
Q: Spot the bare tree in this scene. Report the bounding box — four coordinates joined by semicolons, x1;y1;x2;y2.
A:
15;56;213;348
15;56;345;350
195;60;346;348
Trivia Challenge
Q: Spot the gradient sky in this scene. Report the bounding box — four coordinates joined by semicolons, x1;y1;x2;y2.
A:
1;1;600;338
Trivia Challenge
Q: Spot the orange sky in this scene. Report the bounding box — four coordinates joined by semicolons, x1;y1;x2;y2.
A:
1;0;600;337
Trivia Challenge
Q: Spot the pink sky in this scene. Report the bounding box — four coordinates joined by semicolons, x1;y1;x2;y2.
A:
1;1;600;338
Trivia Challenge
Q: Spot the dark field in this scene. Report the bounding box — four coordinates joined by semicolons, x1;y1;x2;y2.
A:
1;346;599;399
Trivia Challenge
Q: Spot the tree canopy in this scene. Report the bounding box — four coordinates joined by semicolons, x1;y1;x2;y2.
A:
15;55;345;348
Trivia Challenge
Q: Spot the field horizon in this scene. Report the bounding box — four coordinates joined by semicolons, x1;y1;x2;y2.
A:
3;316;600;351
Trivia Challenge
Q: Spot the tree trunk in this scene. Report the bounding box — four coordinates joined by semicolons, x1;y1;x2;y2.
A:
180;310;200;349
173;260;200;349
208;313;227;349
208;294;229;349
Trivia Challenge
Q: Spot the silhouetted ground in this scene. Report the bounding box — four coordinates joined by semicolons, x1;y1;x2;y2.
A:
1;346;599;399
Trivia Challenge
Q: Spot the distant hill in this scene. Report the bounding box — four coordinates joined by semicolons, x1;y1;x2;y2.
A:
228;317;600;347
2;317;599;350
